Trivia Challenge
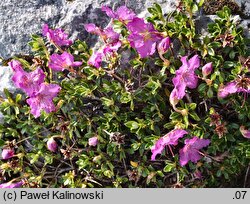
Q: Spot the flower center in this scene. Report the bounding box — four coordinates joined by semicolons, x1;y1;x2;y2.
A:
236;77;250;90
142;31;152;41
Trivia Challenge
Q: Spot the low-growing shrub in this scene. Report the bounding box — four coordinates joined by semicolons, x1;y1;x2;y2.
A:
0;0;250;188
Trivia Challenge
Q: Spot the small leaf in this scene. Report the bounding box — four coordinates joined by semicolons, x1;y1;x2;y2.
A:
130;161;138;168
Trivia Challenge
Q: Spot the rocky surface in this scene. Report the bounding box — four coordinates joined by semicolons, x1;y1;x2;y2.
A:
0;65;16;123
0;0;250;115
235;0;250;18
0;65;16;97
0;0;178;60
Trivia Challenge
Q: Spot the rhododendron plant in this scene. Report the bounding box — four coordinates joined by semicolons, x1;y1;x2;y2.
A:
127;17;163;58
102;5;136;23
49;52;82;71
26;83;61;118
1;1;250;188
0;181;23;188
179;137;210;166
42;24;72;47
1;149;15;160
151;129;188;161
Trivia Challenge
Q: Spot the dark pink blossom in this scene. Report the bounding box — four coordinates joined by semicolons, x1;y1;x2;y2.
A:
102;5;136;23
202;62;213;77
85;24;121;68
218;76;250;98
157;37;171;54
170;55;200;105
12;67;45;97
88;51;104;68
127;18;163;58
48;52;82;71
102;27;120;43
42;24;72;47
0;181;23;188
240;126;250;139
1;149;14;160
151;129;188;161
84;23;102;35
85;24;120;44
47;137;58;152
88;136;98;146
179;136;210;166
8;60;23;72
26;83;61;118
218;82;238;98
103;41;122;55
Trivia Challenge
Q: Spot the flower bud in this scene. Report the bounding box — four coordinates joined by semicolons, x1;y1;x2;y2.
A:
1;149;14;160
0;180;23;188
93;155;102;163
88;136;98;147
157;37;171;54
240;126;250;139
202;62;213;77
47;137;58;152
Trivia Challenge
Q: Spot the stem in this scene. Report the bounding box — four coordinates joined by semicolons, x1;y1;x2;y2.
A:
168;145;175;157
244;162;250;188
15;137;31;145
159;53;170;66
105;70;124;84
53;43;64;53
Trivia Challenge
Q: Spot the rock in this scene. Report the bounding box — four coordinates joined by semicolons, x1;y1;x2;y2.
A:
0;65;17;124
235;0;250;18
0;66;17;97
0;0;178;60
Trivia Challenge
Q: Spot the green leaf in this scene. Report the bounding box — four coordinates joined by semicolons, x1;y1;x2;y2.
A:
125;121;139;130
188;103;197;110
207;87;213;98
163;163;175;173
198;0;205;7
189;111;201;121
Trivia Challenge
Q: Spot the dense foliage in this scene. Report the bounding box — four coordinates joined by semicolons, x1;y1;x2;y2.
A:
0;0;250;188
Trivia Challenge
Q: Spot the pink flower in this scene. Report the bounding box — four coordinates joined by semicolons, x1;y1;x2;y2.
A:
48;52;82;71
1;149;14;160
85;24;121;68
84;23;102;35
193;170;202;179
202;62;213;77
85;24;120;44
127;18;163;58
0;181;23;188
88;51;104;68
151;129;188;161
170;55;200;105
12;67;45;97
218;76;250;98
179;136;210;166
218;82;238;98
88;136;98;146
26;83;61;118
157;37;171;54
42;24;72;47
103;41;122;55
102;5;136;23
47;137;58;152
8;60;23;72
240;126;250;139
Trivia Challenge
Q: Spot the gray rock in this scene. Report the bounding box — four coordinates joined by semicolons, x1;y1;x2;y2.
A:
0;66;16;97
0;112;3;124
235;0;250;18
0;0;178;60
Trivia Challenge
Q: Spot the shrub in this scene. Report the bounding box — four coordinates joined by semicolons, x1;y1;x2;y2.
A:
0;0;250;188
